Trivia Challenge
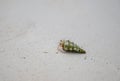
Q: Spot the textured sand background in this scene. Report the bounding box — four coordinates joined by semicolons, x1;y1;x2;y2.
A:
0;0;120;81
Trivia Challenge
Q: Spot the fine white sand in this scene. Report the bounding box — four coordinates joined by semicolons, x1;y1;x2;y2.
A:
0;0;120;81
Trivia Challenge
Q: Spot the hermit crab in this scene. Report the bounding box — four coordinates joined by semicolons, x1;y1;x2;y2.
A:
58;40;86;54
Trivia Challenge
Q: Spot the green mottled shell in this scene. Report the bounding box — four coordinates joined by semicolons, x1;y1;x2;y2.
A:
63;40;86;53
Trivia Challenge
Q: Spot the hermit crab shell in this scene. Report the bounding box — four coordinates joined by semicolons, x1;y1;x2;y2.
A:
59;40;86;54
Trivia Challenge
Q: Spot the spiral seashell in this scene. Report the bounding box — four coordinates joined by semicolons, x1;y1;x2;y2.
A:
59;40;86;54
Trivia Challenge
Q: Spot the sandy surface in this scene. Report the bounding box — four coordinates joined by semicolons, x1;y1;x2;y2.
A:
0;0;120;81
